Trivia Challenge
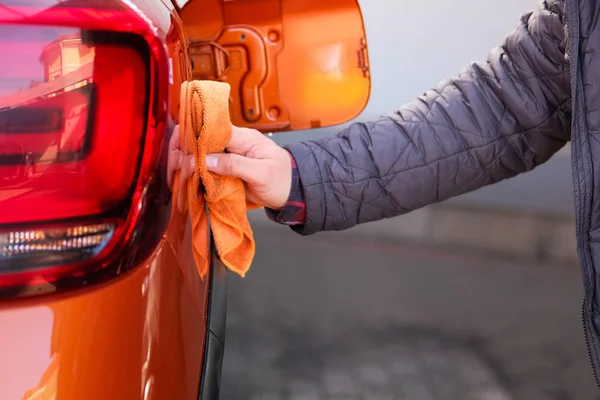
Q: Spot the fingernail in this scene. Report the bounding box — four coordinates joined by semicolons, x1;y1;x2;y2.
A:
189;157;195;170
176;152;183;167
205;155;218;170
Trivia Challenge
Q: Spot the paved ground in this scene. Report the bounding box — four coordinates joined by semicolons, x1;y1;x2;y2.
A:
220;223;600;400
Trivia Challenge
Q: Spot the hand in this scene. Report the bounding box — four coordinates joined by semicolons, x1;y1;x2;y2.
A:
167;125;195;211
205;126;292;210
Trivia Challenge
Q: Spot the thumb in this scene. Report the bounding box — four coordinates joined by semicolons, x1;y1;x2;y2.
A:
206;153;265;183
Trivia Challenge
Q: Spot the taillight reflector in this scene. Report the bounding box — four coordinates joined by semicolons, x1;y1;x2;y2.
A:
1;223;115;265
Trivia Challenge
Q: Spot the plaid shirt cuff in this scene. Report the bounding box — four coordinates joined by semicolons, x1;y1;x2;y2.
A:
265;150;306;225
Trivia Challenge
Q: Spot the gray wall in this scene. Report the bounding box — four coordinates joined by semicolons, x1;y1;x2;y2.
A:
358;0;536;120
275;0;536;143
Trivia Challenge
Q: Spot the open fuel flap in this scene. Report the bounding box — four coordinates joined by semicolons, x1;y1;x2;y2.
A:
177;0;370;132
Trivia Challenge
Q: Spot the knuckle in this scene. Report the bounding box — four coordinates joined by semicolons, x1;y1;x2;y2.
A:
233;155;244;170
223;155;237;174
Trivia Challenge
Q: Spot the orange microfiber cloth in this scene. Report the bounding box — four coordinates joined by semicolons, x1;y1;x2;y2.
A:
174;80;258;279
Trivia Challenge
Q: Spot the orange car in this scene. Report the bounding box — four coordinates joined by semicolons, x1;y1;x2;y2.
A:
0;0;370;398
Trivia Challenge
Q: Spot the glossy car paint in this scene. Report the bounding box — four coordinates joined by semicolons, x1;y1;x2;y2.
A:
0;0;370;398
180;0;370;132
0;1;211;399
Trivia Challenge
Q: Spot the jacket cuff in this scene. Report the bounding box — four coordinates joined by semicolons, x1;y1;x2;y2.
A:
264;150;306;225
283;141;328;235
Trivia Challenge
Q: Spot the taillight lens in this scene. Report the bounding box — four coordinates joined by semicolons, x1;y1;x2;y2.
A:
0;26;147;223
0;3;171;297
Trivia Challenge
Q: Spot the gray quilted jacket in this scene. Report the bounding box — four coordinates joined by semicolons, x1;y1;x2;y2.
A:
285;0;600;388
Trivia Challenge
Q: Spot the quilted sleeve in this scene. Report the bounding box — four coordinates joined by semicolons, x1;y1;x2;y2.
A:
285;0;571;235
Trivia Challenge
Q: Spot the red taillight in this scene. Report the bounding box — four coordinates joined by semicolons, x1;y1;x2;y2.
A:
0;2;171;297
0;26;147;223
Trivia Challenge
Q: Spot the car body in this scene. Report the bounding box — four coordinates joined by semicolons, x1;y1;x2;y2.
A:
0;0;370;399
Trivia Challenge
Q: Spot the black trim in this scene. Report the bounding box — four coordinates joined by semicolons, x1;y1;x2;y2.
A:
198;235;228;400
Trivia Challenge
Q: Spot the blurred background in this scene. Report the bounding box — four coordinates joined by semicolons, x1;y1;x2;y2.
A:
221;0;591;399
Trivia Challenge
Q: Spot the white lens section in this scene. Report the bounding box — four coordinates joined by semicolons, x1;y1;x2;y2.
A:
0;223;115;260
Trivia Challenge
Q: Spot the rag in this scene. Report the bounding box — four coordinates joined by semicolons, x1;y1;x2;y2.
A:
174;80;257;278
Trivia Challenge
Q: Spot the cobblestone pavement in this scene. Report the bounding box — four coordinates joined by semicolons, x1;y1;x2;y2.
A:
220;224;600;400
221;317;514;400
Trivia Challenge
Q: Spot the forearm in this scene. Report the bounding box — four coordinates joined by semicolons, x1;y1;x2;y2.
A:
281;0;571;235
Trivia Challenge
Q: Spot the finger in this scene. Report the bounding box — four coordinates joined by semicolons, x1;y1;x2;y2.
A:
177;156;194;212
169;125;181;151
167;149;183;190
205;152;266;183
244;189;262;208
225;126;265;156
167;125;183;189
180;155;195;183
